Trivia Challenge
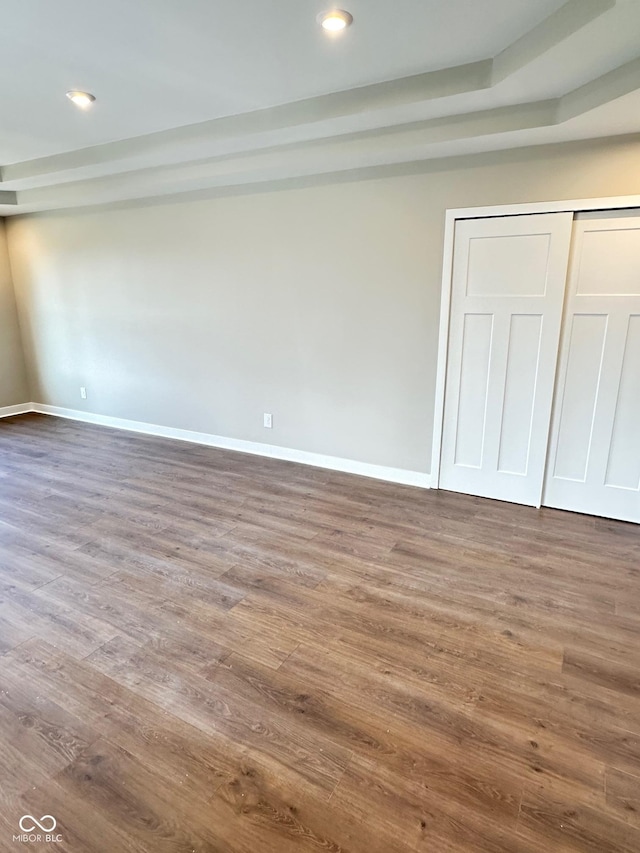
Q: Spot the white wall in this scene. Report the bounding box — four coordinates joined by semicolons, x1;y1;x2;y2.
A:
0;219;28;407
8;134;640;474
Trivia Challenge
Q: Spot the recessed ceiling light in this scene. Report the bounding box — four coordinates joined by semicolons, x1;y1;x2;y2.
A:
318;10;353;32
66;91;96;109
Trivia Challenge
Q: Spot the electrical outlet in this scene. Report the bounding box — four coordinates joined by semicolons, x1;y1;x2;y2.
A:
263;413;273;429
80;386;87;400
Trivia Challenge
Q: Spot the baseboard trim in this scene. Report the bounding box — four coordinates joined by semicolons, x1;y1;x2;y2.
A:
0;402;35;419
28;403;431;489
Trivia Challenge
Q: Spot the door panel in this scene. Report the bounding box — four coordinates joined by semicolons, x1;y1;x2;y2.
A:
544;216;640;523
466;234;551;296
497;313;543;476
439;213;573;506
454;313;493;468
606;316;640;491
551;314;607;483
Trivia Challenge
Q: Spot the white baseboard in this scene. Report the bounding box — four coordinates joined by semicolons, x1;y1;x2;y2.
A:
0;402;34;419
27;403;431;489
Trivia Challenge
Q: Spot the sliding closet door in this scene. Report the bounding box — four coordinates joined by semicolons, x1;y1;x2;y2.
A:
543;215;640;523
439;213;573;506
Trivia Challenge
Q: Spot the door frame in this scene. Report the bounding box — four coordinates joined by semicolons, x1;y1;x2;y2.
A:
431;193;640;489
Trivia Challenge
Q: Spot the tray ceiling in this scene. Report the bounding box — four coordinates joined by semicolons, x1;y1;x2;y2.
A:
1;0;639;214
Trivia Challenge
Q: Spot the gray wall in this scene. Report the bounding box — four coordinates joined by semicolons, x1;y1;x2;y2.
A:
0;219;28;407
8;134;640;473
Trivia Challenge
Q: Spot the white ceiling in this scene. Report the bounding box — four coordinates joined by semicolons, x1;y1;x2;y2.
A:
0;0;565;162
1;0;640;214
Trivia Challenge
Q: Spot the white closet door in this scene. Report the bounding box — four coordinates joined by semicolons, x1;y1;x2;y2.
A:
544;215;640;523
439;213;573;506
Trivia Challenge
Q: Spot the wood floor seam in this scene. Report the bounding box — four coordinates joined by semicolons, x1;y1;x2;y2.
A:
325;751;355;804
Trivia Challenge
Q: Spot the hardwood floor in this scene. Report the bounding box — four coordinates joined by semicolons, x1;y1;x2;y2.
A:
0;413;638;852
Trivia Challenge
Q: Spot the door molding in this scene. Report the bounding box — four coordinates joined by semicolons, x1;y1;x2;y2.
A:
431;193;640;488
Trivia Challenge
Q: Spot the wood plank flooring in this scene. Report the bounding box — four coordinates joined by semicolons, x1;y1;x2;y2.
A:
0;413;638;852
